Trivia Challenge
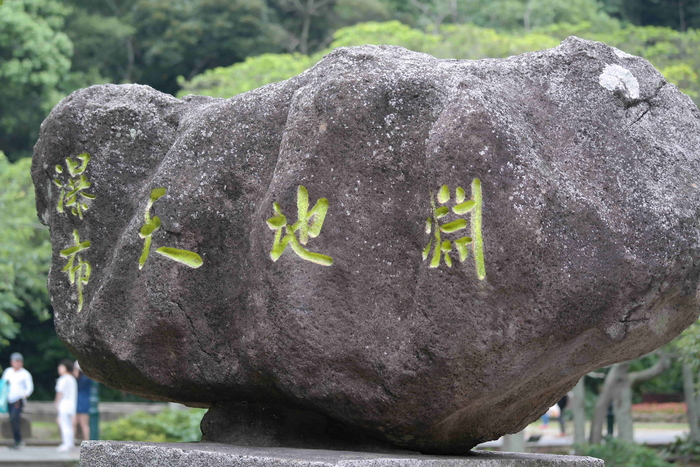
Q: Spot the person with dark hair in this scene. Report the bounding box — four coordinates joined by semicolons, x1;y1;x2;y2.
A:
73;361;92;441
55;359;77;451
2;353;33;449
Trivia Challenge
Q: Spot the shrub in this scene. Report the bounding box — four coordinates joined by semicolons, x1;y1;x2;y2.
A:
578;438;673;467
101;408;206;442
664;434;700;463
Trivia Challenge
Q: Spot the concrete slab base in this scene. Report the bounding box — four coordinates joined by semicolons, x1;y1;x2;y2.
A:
80;441;603;467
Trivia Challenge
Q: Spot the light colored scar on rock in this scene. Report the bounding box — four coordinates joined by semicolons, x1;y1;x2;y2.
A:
599;64;640;100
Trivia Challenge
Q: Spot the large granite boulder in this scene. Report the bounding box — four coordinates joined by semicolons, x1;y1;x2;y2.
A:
32;37;700;454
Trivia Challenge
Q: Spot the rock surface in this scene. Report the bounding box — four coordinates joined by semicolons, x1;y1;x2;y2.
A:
33;37;700;454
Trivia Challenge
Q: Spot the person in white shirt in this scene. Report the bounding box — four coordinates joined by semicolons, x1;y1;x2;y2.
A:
55;359;78;452
2;352;33;449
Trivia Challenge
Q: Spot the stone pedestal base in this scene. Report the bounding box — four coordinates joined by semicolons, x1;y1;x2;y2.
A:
80;441;603;467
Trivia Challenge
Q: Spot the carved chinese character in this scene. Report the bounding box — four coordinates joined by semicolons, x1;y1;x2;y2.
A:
60;229;92;312
53;153;95;219
423;179;485;279
266;185;333;266
138;188;203;269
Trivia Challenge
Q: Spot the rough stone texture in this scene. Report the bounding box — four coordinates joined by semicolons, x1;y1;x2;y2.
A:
199;401;406;453
33;37;700;454
79;442;604;467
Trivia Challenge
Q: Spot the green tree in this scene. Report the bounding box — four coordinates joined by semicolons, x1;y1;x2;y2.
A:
179;19;700;130
333;0;392;29
176;21;569;97
0;0;74;160
267;0;339;54
58;0;288;94
177;53;318;98
330;19;442;50
0;153;51;348
393;0;615;32
588;351;672;444
579;438;674;467
601;0;700;31
102;409;206;442
176;20;442;97
264;0;395;55
387;0;462;33
675;320;700;442
129;0;283;94
60;0;399;96
432;23;559;57
63;8;135;84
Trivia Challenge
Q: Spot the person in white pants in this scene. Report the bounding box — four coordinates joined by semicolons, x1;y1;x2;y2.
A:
55;360;77;452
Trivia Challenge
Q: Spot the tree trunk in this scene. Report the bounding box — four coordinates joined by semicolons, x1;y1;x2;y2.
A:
683;361;700;442
590;363;627;444
679;0;687;32
124;37;135;83
590;351;671;444
523;1;533;31
300;0;312;55
409;0;450;35
615;351;672;443
573;377;586;453
449;0;459;23
614;383;634;442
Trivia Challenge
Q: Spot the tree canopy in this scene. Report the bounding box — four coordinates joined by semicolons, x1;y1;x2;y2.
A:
0;0;74;160
2;0;700;159
178;19;700;105
0;153;51;348
601;0;700;31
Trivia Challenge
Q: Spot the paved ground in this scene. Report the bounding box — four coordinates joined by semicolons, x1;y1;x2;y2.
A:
476;424;689;450
0;445;79;466
0;427;689;466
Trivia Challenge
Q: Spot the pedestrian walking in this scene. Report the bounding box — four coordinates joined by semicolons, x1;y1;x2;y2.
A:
2;353;33;449
73;361;92;441
55;359;77;452
557;394;569;436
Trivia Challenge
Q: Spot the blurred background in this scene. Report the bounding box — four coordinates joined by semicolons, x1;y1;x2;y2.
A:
3;0;700;465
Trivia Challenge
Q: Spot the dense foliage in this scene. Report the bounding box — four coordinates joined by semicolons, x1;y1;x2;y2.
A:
0;311;74;400
1;0;698;159
664;434;700;464
578;438;674;467
631;351;684;398
600;0;700;30
101;409;206;442
677;319;700;369
0;153;51;347
179;20;700;105
0;0;74;160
